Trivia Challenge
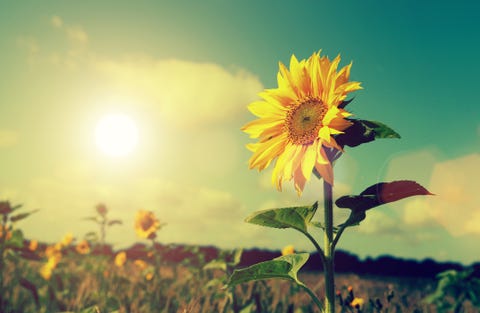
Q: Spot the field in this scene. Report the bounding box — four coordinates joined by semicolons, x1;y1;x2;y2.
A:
3;249;477;313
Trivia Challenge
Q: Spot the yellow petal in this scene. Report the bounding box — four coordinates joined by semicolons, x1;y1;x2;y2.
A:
249;134;287;170
293;166;307;196
315;162;334;186
247;100;286;118
241;117;284;138
301;141;318;181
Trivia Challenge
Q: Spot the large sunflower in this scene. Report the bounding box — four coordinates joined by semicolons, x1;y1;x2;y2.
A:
242;51;362;195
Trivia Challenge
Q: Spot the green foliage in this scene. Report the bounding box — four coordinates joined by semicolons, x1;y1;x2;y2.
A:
245;202;317;235
424;268;480;312
227;253;309;288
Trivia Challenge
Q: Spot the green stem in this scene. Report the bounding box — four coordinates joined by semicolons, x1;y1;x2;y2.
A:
300;283;325;312
331;224;346;251
323;180;335;313
304;231;327;269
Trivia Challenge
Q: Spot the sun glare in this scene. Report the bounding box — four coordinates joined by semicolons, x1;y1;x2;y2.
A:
95;114;139;157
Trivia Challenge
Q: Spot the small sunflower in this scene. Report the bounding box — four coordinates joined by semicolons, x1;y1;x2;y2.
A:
242;51;362;195
60;232;73;247
28;239;38;252
281;244;295;256
75;239;91;254
134;210;161;239
115;251;127;267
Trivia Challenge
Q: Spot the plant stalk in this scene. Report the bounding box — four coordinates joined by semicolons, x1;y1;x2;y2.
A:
323;180;335;313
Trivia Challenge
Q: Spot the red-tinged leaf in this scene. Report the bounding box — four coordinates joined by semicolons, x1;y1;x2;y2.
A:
336;180;433;212
364;180;434;203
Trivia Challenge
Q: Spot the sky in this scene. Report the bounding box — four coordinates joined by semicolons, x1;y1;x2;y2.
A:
0;1;479;265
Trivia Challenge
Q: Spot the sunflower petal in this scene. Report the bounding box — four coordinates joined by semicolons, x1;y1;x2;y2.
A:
315;162;334;186
301;141;318;181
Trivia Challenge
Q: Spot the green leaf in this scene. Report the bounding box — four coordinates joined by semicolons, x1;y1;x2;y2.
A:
336;180;433;213
245;202;317;234
6;229;24;248
231;248;243;266
10;209;39;223
335;119;400;148
226;253;309;288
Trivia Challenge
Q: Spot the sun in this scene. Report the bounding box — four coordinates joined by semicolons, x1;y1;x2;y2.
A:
95;113;139;157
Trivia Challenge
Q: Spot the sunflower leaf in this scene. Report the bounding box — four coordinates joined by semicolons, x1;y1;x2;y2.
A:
245;202;317;234
336;180;433;213
336;119;400;148
6;229;24;248
226;253;309;288
10;209;39;223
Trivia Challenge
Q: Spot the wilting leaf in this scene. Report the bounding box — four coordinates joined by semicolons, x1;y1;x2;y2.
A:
336;180;433;212
336;119;400;148
245;202;317;234
108;219;123;226
10;209;39;223
83;216;98;222
226;253;309;288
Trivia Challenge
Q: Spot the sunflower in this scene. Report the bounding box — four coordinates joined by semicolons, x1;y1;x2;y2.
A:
75;239;91;254
134;210;160;239
115;251;127;267
242;51;362;195
281;244;295;256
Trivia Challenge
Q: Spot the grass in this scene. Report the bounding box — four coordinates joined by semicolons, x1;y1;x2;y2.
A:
4;250;478;313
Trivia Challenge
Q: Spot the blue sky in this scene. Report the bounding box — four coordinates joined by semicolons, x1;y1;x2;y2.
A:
0;1;479;264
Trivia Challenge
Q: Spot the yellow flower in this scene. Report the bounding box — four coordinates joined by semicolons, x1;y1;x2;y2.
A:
39;255;60;280
75;239;91;254
134;210;160;239
241;51;362;195
28;239;38;251
281;245;295;256
60;232;73;247
115;251;127;267
145;272;154;281
39;262;53;280
134;259;148;270
350;297;364;308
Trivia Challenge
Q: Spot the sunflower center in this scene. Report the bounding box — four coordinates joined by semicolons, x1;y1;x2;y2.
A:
141;217;154;231
285;98;327;145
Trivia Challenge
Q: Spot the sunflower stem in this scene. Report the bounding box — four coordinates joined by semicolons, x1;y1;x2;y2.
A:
323;180;335;313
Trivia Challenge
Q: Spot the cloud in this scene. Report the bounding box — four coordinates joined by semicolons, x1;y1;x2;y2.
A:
50;15;63;28
0;130;19;148
94;57;263;129
427;153;480;236
386;152;480;237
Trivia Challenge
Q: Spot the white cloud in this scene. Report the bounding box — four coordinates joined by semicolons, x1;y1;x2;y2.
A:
427;153;480;236
94;57;263;129
385;152;480;237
